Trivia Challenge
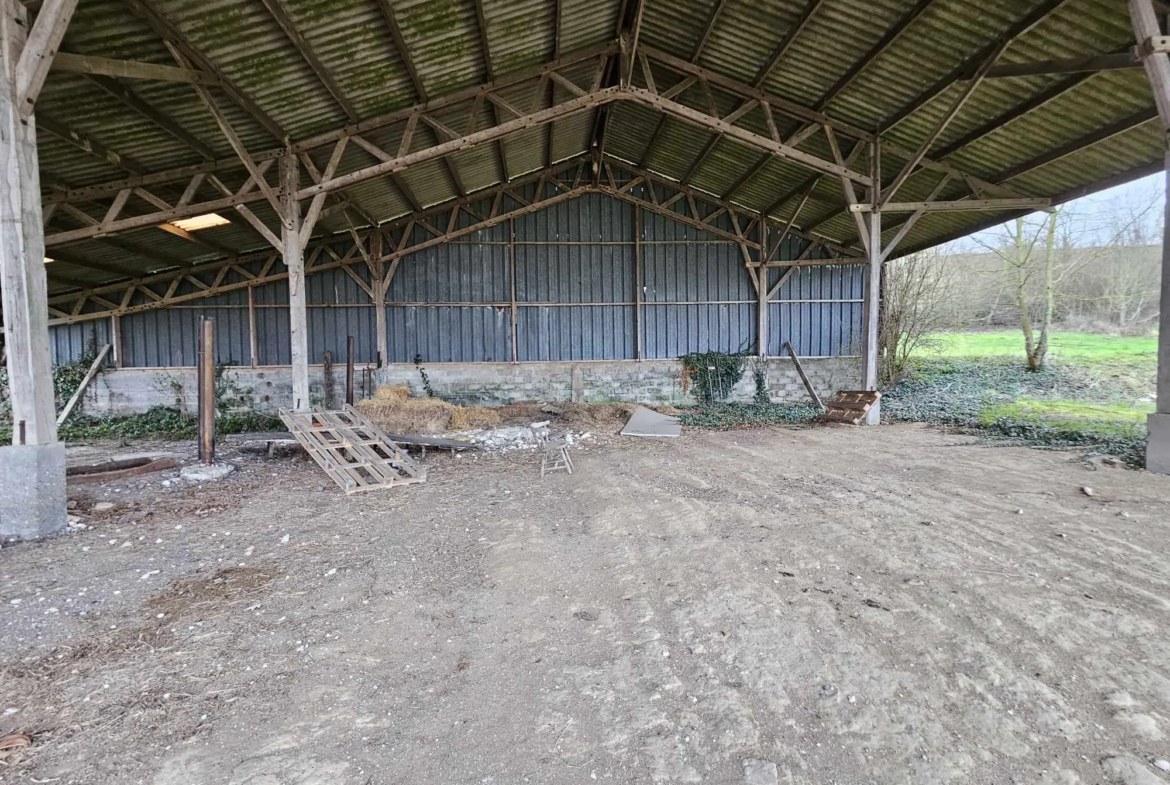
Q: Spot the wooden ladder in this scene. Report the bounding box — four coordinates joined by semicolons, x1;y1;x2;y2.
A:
279;404;427;494
820;391;882;426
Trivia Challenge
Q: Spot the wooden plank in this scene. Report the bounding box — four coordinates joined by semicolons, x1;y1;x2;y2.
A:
784;341;824;409
56;344;111;425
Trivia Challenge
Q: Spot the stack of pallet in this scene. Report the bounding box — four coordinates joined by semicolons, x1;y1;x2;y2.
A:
279;405;427;494
820;391;881;426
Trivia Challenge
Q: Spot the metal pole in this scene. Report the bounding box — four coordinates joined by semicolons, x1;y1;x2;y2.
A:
323;350;334;409
197;317;215;465
346;335;356;406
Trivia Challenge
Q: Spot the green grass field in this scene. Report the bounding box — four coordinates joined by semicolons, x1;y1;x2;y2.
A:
921;331;1158;365
889;330;1157;465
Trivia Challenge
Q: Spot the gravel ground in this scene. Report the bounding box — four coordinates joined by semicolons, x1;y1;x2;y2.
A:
2;423;1170;784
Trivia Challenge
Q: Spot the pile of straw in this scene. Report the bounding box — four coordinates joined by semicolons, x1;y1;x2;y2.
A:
356;386;500;434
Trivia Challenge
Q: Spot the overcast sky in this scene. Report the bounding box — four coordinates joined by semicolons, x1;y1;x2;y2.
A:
950;171;1166;252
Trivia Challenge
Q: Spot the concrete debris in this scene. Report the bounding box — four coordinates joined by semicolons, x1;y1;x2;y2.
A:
743;758;779;785
1081;486;1094;497
92;502;115;512
180;463;237;482
451;425;591;454
620;406;681;438
540;403;565;415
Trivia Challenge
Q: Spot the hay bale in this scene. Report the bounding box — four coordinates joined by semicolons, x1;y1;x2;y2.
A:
357;395;455;434
450;405;501;430
372;385;411;403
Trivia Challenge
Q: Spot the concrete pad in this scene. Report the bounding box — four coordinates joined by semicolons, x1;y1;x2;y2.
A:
0;444;67;541
180;462;237;482
1147;413;1170;475
620;406;681;438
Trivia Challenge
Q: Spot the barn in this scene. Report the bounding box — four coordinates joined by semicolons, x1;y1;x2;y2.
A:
3;0;1170;536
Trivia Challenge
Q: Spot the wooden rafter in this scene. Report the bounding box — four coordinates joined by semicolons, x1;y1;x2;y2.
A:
50;52;222;85
879;0;1075;132
931;43;1136;160
119;0;287;141
15;0;79;116
44;155;860;326
84;74;217;160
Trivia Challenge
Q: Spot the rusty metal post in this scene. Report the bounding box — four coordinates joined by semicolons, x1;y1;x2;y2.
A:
323;350;334;409
197;317;216;465
345;335;356;406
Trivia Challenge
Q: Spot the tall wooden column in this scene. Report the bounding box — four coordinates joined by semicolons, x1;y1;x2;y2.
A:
280;150;311;411
861;138;882;425
0;0;75;540
1131;0;1170;472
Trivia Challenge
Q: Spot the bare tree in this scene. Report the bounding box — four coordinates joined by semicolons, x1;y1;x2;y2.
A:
879;246;956;385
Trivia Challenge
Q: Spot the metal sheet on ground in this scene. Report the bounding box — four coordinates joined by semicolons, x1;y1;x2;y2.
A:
620;406;681;438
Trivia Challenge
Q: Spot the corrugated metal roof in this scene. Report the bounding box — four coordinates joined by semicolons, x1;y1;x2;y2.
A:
23;0;1164;303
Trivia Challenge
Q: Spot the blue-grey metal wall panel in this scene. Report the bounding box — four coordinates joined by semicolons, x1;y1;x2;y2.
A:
642;241;753;303
514;192;632;242
121;308;252;367
87;192;864;369
643;304;756;359
515;244;635;303
307;267;372;305
770;302;862;357
386;306;511;363
256;308;290;366
307;306;376;363
49;319;111;365
517;306;635;361
388;243;509;303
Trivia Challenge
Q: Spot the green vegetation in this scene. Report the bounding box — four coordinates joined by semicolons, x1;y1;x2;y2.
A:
926;330;1157;365
680;351;748;403
885;332;1157;466
0;356;281;445
678;402;820;430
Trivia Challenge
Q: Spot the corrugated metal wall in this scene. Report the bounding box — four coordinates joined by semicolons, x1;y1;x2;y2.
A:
48;192;863;367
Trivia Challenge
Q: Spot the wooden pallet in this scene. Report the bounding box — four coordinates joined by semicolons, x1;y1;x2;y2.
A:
820;390;881;426
279;405;426;494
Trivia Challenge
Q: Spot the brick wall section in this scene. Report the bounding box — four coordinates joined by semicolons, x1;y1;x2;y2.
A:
78;358;860;415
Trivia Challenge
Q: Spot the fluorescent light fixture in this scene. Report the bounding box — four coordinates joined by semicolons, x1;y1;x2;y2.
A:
166;213;230;232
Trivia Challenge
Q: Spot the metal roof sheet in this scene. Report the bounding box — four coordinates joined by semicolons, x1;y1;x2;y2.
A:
20;0;1164;300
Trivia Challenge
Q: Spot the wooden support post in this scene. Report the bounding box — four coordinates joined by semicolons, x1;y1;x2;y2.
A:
0;0;68;540
280;150;311;411
757;218;768;359
110;314;123;368
1;0;57;447
247;285;259;367
197;317;215;465
372;232;388;368
346;335;355;406
634;205;643;360
509;217;519;363
861;138;882;425
1130;0;1170;472
322;350;334;409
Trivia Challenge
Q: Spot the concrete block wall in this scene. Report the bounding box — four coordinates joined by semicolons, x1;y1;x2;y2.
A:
74;358;859;416
378;358;860;407
81;365;379;417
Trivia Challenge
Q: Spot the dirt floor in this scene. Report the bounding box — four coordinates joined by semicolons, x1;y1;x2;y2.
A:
3;423;1170;785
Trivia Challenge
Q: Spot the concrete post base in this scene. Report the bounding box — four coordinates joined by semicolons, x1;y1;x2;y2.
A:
0;444;67;541
1148;413;1170;475
864;399;881;425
